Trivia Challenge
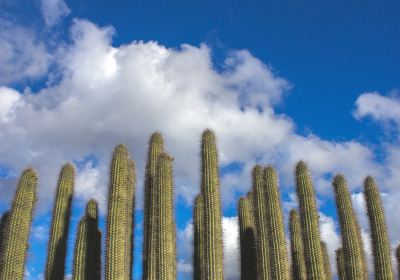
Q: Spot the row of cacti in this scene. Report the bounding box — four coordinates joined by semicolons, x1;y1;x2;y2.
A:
0;129;398;280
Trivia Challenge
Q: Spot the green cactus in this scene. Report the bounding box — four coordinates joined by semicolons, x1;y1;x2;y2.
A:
364;176;394;280
155;153;176;279
252;165;270;280
0;168;38;279
295;161;325;280
336;248;347;280
320;241;332;280
332;174;366;280
126;158;136;280
200;129;224;280
238;193;257;280
0;211;10;273
45;163;75;280
396;244;400;280
193;194;204;280
263;166;290;279
289;209;306;280
105;144;129;280
72;200;101;280
143;132;164;280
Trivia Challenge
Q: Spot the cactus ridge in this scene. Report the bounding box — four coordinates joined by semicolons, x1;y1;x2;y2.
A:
0;168;38;279
321;241;332;280
0;211;10;267
336;248;347;280
289;209;307;280
45;163;75;280
125;158;136;280
364;176;394;280
193;194;205;280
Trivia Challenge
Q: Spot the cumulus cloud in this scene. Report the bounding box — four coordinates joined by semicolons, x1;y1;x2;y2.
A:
41;0;70;27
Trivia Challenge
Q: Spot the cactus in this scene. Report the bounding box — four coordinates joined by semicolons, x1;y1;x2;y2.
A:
364;176;394;280
126;158;136;280
45;163;75;280
0;168;38;279
238;193;257;280
321;241;332;280
143;132;164;279
263;166;290;279
0;211;10;255
73;200;101;280
332;174;366;280
289;210;306;280
396;244;400;280
295;161;325;280
336;248;346;280
105;144;129;280
200;129;224;280
193;194;204;280
155;153;176;279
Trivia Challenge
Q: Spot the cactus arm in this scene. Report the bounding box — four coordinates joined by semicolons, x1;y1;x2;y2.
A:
289;209;307;280
193;194;205;280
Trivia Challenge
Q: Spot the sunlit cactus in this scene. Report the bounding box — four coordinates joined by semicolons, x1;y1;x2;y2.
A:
364;176;394;280
321;241;332;280
125;158;136;280
200;129;223;280
263;166;289;279
105;144;129;280
193;194;204;280
295;161;325;280
238;192;257;280
143;132;164;280
332;174;366;280
289;209;306;280
0;168;38;279
336;248;346;280
72;200;101;280
0;211;10;256
45;163;75;280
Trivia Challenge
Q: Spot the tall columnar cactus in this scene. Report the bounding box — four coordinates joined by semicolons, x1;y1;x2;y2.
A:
336;248;347;280
0;211;10;255
193;194;204;280
396;244;400;280
0;168;38;279
289;210;306;280
332;174;366;280
155;153;176;279
252;165;270;280
143;132;164;280
263;166;290;279
73;200;101;280
364;176;394;280
45;163;75;280
125;159;136;280
295;161;325;280
321;241;332;280
200;129;224;280
105;144;129;280
238;193;257;280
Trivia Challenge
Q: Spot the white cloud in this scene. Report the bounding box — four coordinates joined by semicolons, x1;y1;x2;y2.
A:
41;0;70;27
0;87;21;122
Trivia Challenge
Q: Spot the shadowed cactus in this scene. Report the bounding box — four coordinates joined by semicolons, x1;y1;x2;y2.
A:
200;129;223;280
193;194;204;280
0;211;10;259
0;168;38;279
321;241;332;280
295;161;325;280
238;192;257;280
45;163;75;280
126;159;136;280
73;200;101;280
332;174;366;280
289;209;306;280
336;248;346;280
364;176;394;280
396;244;400;280
263;166;289;280
105;144;129;280
143;132;164;280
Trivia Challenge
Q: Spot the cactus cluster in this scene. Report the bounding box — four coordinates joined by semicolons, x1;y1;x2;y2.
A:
0;129;397;280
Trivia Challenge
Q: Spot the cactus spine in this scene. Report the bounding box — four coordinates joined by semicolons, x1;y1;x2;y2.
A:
143;132;164;280
336;248;347;280
0;168;38;279
45;163;75;280
105;144;129;280
155;153;176;279
238;193;257;280
200;129;224;280
73;200;101;280
332;174;366;280
263;166;289;279
289;209;306;280
321;241;332;280
295;161;325;280
194;194;205;280
126;159;136;280
364;176;394;280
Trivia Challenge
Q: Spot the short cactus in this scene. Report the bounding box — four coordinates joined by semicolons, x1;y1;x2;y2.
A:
364;176;394;280
45;163;75;280
321;241;332;280
289;209;306;280
193;194;204;280
336;248;346;280
0;168;38;279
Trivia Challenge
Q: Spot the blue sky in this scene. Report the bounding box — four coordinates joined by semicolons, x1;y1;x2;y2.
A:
0;0;399;279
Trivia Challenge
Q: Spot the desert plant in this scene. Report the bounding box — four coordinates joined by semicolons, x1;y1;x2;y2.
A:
193;194;204;280
289;209;306;280
126;158;136;279
321;241;332;280
336;248;346;280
